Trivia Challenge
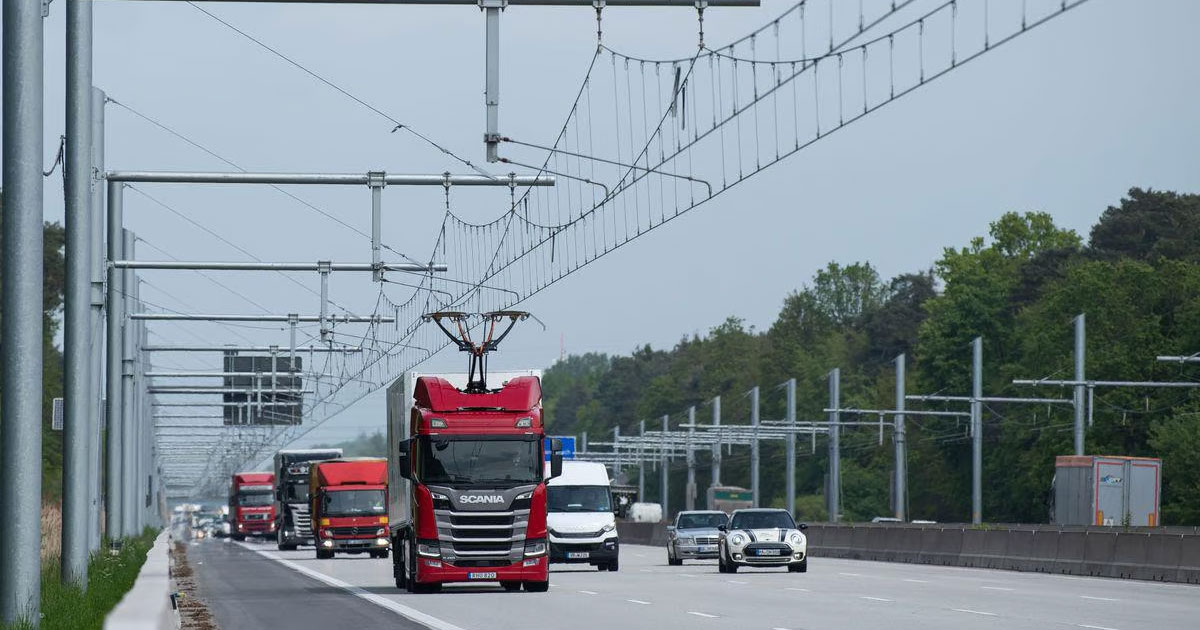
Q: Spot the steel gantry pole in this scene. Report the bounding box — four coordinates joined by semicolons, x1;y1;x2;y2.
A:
750;386;760;508
828;369;840;523
88;87;106;554
483;0;502;161
894;354;907;522
785;379;796;518
972;337;983;525
105;181;125;541
638;420;645;501
1074;314;1086;456
122;231;138;536
62;0;94;590
1;0;45;621
661;415;669;519
686;406;696;511
711;396;721;487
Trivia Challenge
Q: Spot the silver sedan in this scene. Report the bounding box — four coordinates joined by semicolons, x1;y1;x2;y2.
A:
666;510;728;565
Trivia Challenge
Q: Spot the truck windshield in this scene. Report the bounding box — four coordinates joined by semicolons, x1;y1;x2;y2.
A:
286;482;309;502
322;489;386;517
548;486;612;513
678;513;729;529
730;511;796;530
418;437;541;487
237;492;272;507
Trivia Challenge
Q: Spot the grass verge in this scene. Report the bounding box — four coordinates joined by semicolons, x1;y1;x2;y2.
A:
2;528;159;630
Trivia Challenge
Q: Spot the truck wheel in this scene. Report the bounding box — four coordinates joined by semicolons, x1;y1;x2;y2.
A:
373;549;389;560
524;581;549;593
232;534;245;542
316;549;334;560
501;581;522;592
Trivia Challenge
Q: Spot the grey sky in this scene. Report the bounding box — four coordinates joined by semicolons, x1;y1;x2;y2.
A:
17;0;1200;447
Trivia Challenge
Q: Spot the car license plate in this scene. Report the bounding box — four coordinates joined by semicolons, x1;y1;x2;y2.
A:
756;549;782;556
468;572;497;580
699;545;717;553
567;551;590;559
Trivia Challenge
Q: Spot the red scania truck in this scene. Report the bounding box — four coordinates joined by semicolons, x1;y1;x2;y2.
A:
387;311;563;593
310;458;390;559
230;472;276;540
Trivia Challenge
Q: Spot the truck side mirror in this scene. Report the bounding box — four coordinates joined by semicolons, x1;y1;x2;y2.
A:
549;438;563;479
396;439;412;480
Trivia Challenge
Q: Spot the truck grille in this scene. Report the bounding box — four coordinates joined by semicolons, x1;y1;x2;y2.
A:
436;509;529;559
290;505;312;537
329;526;378;537
243;513;269;521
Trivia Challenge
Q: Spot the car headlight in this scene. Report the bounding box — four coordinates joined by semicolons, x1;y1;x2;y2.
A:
789;532;805;545
601;522;616;533
730;533;747;546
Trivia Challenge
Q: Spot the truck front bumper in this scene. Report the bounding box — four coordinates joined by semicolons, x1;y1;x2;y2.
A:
236;521;276;535
414;555;548;585
549;537;619;564
319;537;390;553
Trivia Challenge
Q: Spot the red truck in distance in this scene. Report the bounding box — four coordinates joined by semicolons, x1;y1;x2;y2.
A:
230;472;276;540
311;458;390;560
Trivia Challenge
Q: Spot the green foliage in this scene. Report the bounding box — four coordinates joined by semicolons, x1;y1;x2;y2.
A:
544;195;1200;524
0;529;159;630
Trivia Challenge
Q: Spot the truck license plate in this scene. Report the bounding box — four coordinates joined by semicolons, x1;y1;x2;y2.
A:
699;545;717;553
468;572;497;580
756;549;781;556
567;551;590;559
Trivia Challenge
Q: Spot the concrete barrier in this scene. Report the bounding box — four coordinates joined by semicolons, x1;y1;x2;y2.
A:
104;530;177;630
619;520;1200;584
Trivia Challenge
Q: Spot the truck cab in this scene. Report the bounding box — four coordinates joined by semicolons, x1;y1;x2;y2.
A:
547;461;619;571
388;371;562;593
310;458;390;559
274;448;343;550
230;472;276;540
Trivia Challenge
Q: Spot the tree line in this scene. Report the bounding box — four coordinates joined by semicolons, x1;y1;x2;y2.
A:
542;188;1200;525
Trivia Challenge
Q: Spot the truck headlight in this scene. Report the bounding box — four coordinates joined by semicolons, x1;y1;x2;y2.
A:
730;533;746;546
376;538;390;547
375;528;386;537
417;541;440;558
321;529;333;539
524;538;547;557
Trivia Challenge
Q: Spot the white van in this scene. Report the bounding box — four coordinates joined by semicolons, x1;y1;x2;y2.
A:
546;461;619;571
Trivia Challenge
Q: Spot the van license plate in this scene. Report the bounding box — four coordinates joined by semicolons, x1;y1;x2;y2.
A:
756;549;781;556
567;552;589;559
468;572;497;580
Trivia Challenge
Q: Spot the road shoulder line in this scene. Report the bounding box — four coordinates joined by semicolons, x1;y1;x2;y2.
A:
236;543;467;630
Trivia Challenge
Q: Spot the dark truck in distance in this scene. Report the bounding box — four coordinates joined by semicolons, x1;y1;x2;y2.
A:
274;448;343;550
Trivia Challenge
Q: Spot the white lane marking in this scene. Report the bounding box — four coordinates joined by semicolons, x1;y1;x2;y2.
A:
860;596;893;602
627;599;651;605
633;553;647;558
1078;625;1120;630
1079;596;1119;602
952;608;998;617
838;572;864;577
903;579;929;583
680;573;697;578
727;579;748;585
687;611;718;619
773;628;796;630
981;586;1014;591
579;590;598;595
639;569;653;573
234;543;467;630
785;587;811;592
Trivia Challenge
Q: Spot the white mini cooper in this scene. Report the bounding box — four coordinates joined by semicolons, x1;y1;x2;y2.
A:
717;508;808;573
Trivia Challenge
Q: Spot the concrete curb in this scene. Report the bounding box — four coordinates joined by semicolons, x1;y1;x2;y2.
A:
104;530;179;630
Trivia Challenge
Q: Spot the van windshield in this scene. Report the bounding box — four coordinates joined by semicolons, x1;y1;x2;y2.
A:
548;485;612;513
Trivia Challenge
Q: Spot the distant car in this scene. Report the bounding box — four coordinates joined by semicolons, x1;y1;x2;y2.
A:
667;510;728;565
718;508;808;574
871;516;903;523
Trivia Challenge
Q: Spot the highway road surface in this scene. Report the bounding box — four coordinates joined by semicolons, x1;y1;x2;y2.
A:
190;539;1198;630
